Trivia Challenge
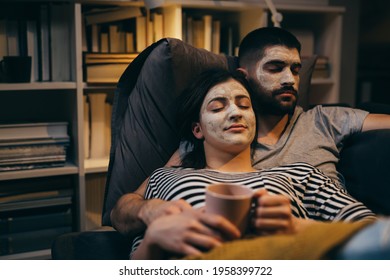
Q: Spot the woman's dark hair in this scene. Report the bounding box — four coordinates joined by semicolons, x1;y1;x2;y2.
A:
176;68;256;169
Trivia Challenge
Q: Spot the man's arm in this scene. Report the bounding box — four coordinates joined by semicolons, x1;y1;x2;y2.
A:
110;178;149;237
110;148;187;237
110;149;191;238
362;114;390;132
110;178;192;238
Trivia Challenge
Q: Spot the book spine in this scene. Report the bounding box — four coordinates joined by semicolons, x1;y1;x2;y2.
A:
89;93;107;159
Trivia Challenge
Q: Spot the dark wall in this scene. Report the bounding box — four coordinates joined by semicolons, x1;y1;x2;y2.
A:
356;0;390;106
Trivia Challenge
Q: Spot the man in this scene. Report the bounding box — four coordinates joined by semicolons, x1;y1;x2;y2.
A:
237;27;390;184
111;27;390;238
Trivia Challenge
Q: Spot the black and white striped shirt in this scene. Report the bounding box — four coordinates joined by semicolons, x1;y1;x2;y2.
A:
131;162;376;255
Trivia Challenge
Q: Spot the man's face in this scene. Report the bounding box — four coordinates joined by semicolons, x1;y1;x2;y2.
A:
193;79;256;155
247;46;301;115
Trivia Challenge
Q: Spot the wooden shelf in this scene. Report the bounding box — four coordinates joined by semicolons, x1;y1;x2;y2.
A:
0;82;77;91
85;158;109;174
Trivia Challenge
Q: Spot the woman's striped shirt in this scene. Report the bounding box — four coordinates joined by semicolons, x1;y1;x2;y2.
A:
131;162;376;255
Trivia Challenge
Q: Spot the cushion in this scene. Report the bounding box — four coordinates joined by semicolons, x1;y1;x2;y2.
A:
338;129;390;215
102;38;317;226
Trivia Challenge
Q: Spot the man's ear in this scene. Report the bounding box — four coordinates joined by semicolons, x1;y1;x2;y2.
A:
192;122;204;140
236;67;248;78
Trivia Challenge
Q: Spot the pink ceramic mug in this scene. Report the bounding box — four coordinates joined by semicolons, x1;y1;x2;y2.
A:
205;183;253;234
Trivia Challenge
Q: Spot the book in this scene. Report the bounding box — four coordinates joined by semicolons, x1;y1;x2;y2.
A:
84;95;90;159
38;4;51;81
5;19;19;56
152;13;164;43
0;138;69;148
0;158;66;172
0;208;72;235
17;19;28;57
136;16;146;52
192;19;204;49
203;15;212;52
105;100;112;156
51;3;72;81
84;6;142;25
0;188;72;204
26;20;39;82
186;16;193;46
89;93;107;159
109;25;120;53
212;20;221;54
91;24;99;52
146;19;154;47
85;63;129;83
125;32;135;53
100;32;109;53
0;195;72;212
0;144;66;160
0;122;69;142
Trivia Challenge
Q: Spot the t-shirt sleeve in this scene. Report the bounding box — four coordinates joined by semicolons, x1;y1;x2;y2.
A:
313;106;369;145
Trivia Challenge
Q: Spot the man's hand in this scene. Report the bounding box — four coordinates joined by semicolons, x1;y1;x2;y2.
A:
251;188;296;235
137;208;241;259
138;199;192;226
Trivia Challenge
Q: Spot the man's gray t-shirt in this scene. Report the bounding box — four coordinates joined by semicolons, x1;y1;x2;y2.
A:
252;105;369;184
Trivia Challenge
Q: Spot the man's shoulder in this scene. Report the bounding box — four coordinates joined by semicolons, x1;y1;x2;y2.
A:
297;105;360;119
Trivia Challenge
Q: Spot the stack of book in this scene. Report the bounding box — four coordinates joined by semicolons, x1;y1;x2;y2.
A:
83;53;137;83
312;56;330;79
0;176;73;256
0;122;69;172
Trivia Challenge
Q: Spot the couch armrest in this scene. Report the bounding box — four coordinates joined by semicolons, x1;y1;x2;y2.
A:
338;129;390;215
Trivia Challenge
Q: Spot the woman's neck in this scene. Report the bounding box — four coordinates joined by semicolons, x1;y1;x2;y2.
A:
204;146;255;172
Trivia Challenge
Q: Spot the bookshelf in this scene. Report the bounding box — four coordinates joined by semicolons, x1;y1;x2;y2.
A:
0;0;346;259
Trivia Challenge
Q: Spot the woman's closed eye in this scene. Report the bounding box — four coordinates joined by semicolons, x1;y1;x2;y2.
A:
208;100;225;112
236;98;251;109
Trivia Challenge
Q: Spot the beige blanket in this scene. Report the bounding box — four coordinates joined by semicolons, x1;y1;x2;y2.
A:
184;221;372;260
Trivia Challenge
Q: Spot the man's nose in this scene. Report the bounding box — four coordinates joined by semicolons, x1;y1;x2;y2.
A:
281;69;295;86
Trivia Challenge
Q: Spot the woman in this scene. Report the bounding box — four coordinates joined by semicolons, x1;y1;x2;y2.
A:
129;69;378;260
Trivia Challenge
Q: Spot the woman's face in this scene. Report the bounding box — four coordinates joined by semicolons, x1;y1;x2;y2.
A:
193;78;256;154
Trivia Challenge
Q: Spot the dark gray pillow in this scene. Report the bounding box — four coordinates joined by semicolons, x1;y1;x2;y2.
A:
102;38;317;226
339;129;390;215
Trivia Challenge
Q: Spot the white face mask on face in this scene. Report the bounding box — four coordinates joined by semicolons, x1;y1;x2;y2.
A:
193;79;256;153
250;46;301;115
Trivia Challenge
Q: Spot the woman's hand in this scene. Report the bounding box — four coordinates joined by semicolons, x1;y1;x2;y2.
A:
251;188;296;235
136;208;241;259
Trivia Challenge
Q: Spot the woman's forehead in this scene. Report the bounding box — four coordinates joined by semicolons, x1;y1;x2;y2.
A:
206;80;249;100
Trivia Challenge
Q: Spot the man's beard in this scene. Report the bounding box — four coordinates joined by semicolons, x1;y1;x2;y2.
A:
251;84;298;116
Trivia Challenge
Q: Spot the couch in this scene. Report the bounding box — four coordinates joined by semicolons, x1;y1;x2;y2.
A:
52;38;390;259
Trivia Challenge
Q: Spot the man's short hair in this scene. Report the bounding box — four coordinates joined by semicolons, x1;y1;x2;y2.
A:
238;27;301;68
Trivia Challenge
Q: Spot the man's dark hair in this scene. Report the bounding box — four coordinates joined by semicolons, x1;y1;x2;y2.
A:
238;27;301;69
176;68;255;169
